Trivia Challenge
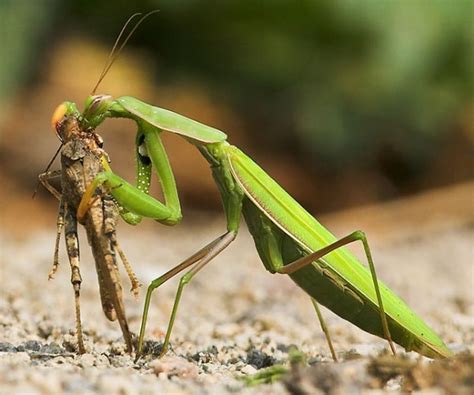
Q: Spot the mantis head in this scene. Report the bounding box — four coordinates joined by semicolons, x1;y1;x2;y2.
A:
51;95;114;143
82;94;114;129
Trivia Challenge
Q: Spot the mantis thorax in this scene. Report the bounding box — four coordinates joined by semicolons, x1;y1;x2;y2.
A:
198;141;230;166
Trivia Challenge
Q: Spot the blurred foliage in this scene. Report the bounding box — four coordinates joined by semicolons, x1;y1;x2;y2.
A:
65;0;473;175
0;0;57;113
1;1;472;196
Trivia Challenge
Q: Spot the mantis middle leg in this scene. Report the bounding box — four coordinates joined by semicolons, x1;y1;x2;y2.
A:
136;231;236;360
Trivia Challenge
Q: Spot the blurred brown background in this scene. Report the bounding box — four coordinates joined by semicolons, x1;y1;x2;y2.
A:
0;1;472;235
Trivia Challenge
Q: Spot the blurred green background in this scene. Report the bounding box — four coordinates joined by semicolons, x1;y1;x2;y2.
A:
0;0;472;219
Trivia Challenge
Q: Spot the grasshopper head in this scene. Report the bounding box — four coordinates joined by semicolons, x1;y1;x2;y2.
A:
51;101;80;142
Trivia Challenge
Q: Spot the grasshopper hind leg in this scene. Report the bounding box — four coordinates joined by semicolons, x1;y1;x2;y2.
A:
64;203;86;354
49;198;65;280
100;195;134;352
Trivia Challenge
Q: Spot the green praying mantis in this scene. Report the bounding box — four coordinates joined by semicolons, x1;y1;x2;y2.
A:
48;12;452;362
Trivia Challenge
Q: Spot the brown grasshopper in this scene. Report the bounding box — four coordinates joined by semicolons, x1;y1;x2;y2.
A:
36;11;163;354
38;111;140;354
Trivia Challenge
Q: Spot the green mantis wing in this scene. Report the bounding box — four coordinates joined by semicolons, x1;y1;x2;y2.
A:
116;96;227;143
226;145;451;359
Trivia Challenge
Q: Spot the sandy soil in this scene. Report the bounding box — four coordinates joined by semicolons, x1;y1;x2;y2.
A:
0;183;473;394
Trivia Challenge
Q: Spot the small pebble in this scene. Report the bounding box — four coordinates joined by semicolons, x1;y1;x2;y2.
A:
0;342;17;353
95;354;110;367
151;356;199;379
23;340;41;352
202;363;219;374
37;322;53;339
40;342;63;355
206;345;218;355
277;343;292;353
109;355;131;368
79;353;95;368
240;364;257;375
62;334;77;352
110;341;127;355
142;340;165;356
246;349;276;369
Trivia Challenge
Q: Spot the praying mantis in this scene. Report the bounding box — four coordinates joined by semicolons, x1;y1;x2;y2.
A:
47;12;452;361
68;94;451;361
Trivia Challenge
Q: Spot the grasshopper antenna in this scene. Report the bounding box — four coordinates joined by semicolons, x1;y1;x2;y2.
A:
32;143;63;199
91;10;160;95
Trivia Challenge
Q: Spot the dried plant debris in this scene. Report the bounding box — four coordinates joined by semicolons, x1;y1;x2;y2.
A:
279;352;474;394
402;353;474;394
242;346;305;387
367;353;417;388
284;358;367;395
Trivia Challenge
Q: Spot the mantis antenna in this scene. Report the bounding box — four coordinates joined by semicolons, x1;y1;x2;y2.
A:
91;10;160;95
35;11;160;198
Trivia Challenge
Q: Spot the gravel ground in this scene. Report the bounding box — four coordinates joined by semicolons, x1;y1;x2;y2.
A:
0;184;473;394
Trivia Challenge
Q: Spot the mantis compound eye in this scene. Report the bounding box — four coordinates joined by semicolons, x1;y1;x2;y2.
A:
82;94;113;128
51;103;68;141
95;134;104;148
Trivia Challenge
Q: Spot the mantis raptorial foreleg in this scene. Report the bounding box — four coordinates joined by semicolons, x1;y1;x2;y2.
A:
136;231;236;360
277;230;396;355
77;124;181;227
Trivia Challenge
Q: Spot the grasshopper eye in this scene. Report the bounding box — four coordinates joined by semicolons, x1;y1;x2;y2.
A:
51;103;68;140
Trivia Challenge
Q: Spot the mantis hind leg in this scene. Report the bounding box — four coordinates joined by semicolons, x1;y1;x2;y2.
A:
311;299;338;362
278;231;396;356
135;231;236;361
